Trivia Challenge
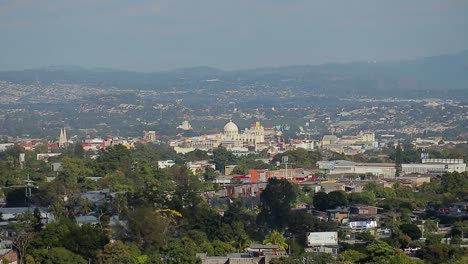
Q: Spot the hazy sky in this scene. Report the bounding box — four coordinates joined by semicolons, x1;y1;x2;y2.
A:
1;0;467;71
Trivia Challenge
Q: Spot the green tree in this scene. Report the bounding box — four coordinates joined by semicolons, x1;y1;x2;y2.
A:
10;211;38;264
171;166;204;213
212;239;236;256
399;223;422;240
451;221;468;238
366;240;394;262
257;179;297;230
425;233;443;246
184;149;209;161
417;244;462;264
338;249;367;263
126;207;170;250
78;197;95;216
356;231;375;242
62;223;108;260
213;147;237;173
96;241;131;264
388;249;424;264
327;190;348;209
31;219;72;249
230;165;247;175
348;191;375;205
73;142;85;158
162;238;202;264
146;253;164;264
31;247;86;264
263;230;288;252
59;157;94;185
441;172;468;199
389;228;412;249
312;192;329;211
95;145;133;177
272;149;321;168
202;167;218;181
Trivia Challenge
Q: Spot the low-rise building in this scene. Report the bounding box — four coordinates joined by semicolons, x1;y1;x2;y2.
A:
345;218;378;230
305;232;339;255
317;160;396;178
326;207;350;223
350;205;380;215
158;160;175;169
402;159;466;175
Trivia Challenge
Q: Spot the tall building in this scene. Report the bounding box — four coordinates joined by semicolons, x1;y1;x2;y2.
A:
58;128;68;147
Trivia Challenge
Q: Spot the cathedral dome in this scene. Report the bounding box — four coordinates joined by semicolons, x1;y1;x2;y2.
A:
224;120;239;135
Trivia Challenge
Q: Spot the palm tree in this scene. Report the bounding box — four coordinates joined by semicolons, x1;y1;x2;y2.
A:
263;230;288;252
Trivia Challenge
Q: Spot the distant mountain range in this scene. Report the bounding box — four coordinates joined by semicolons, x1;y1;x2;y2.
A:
1;50;467;95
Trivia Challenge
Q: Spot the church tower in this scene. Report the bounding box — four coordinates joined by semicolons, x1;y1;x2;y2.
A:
59;128;68;147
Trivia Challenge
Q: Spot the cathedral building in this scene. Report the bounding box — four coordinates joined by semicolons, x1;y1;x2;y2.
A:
222;120;265;145
58;128;68;147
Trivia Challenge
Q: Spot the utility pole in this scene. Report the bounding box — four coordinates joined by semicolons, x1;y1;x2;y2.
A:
25;175;33;208
281;156;295;180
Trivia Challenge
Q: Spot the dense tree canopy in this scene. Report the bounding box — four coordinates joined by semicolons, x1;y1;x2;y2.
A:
0;142;465;264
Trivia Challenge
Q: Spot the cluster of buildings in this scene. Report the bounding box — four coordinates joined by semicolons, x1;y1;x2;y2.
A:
0;129;160;160
171;120;275;154
171;120;383;157
320;132;378;155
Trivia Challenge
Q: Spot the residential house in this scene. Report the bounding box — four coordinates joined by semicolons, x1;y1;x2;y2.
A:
326;207;350;223
350;205;380;215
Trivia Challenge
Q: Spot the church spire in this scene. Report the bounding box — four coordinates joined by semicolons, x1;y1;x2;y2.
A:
59;127;68;147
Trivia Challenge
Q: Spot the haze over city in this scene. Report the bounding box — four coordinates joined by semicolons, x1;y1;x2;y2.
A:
0;1;467;264
1;0;468;71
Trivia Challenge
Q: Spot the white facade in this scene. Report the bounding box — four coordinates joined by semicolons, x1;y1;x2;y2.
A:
37;153;62;161
402;162;466;175
421;158;464;164
222;120;265;145
58;128;68;147
158;160;175;169
346;220;378;229
0;207;54;222
177;120;193;130
294;140;315;150
317;160;396;177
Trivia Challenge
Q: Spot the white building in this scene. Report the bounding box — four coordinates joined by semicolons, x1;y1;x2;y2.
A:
158;160;175;169
346;219;378;230
292;140;315;150
37;153;62;161
318;158;466;178
58;128;68;147
177;120;193;130
0;143;14;152
402;159;466;175
173;120;265;153
185;160;216;175
222;120;265;145
317;160;396;178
